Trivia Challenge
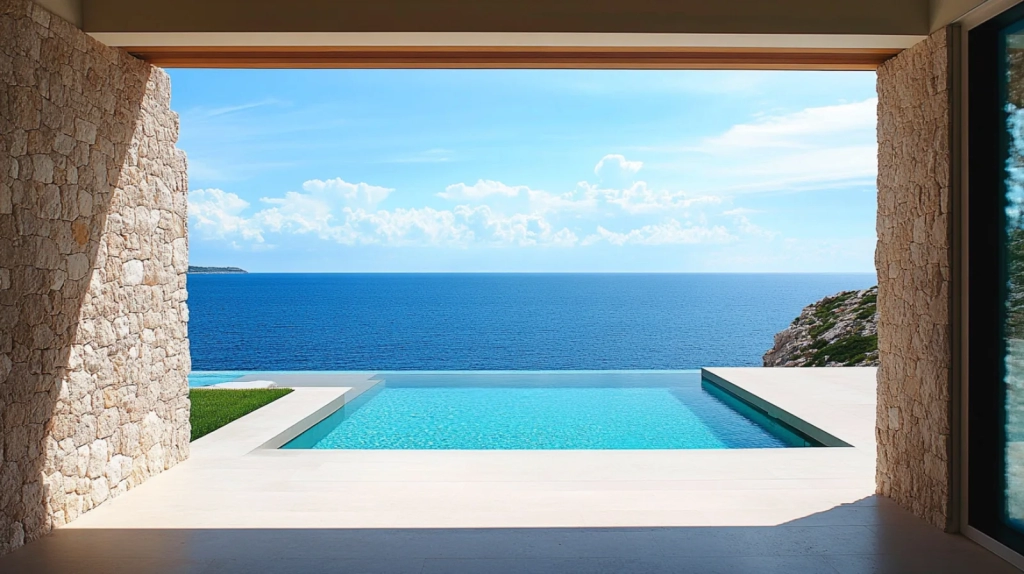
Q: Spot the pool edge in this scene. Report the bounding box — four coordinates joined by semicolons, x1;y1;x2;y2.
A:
699;368;853;448
256;379;385;450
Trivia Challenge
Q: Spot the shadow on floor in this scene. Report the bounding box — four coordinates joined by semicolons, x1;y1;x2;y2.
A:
0;496;1017;574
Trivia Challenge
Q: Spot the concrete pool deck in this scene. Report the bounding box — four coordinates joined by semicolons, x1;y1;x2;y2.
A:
1;367;1018;573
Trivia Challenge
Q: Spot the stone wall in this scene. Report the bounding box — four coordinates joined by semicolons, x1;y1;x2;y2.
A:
0;0;189;555
875;28;953;530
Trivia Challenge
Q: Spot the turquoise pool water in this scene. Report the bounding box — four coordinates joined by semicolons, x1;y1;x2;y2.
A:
278;372;816;450
188;371;252;387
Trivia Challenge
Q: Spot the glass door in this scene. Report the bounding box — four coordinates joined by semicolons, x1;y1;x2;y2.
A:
970;1;1024;553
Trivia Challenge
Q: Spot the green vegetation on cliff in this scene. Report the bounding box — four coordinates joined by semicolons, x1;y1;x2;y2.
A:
764;286;879;367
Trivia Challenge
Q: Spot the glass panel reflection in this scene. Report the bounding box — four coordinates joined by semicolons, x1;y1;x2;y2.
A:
1004;25;1024;531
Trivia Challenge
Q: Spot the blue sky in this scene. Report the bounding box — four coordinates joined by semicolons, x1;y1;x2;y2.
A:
170;69;878;272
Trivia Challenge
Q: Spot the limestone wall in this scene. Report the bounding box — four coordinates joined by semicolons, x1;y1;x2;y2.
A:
0;0;189;554
876;28;953;530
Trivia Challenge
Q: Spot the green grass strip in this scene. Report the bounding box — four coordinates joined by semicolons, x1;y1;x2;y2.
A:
189;388;293;441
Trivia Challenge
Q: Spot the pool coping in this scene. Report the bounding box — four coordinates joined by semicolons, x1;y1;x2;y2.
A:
256;385;369;450
700;369;852;448
700;367;877;451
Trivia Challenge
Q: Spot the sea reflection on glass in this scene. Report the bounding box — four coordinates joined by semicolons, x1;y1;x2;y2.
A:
1004;27;1024;532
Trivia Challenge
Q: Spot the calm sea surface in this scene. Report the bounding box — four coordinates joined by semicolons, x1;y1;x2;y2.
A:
187;273;876;371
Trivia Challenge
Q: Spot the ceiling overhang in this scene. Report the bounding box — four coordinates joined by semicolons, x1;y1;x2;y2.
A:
95;33;922;70
34;0;999;69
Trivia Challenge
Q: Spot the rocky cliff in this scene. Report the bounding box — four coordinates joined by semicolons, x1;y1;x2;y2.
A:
763;286;879;367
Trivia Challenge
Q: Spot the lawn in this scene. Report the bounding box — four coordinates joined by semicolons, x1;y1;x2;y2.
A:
189;388;293;441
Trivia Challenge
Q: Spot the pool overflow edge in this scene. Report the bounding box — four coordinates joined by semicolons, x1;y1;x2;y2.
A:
699;368;851;448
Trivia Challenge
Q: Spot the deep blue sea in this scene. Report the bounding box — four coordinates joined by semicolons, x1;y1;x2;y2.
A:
187;273;876;371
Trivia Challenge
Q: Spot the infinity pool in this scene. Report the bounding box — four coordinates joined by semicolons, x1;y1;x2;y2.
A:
274;372;818;450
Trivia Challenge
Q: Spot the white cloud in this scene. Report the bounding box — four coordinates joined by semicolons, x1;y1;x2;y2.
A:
188;189;265;243
579;181;721;215
719;208;776;238
732;214;778;240
341;207;474;246
250;191;475;247
722;207;760;216
438;179;530;200
191;159;749;251
289;205;578;248
740;145;875;183
227;177;393;243
447;177;716;216
254;191;337;240
442;158;719;217
583;220;736;246
301;178;394;209
526;187;598;214
594;154;643;177
704;99;876;150
456;205;579;247
190;180;580;248
684;98;878;194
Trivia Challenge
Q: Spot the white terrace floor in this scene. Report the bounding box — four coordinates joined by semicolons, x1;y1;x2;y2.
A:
1;368;1018;573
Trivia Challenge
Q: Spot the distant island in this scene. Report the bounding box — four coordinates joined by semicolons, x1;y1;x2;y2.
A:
187;266;248;274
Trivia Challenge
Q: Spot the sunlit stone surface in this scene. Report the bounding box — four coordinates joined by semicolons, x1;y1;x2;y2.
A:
876;28;952;530
0;0;189;555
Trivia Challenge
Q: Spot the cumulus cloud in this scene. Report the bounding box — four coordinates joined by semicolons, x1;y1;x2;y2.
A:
190;158;750;252
200;177;394;244
722;207;760;216
444;177;715;216
265;205;578;248
342;207;473;246
248;193;478;247
189;179;579;248
526;187;598;214
253;191;338;240
579;181;721;215
301;178;394;209
456;205;579;247
438;179;529;200
189;188;265;242
594;154;643;178
583;220;736;246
